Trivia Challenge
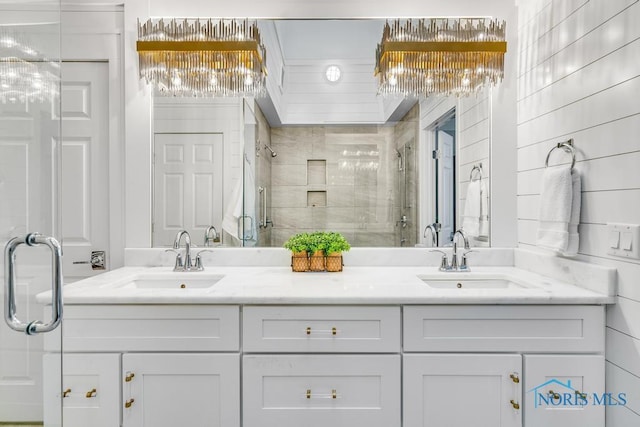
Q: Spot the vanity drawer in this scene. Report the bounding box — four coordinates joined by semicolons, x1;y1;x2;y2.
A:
55;305;240;352
403;305;604;353
242;305;401;353
243;354;400;427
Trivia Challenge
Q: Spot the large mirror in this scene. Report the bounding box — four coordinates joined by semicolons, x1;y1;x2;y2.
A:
151;19;491;249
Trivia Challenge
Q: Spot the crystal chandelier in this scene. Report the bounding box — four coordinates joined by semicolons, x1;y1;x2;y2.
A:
137;18;267;97
0;32;60;104
375;18;507;97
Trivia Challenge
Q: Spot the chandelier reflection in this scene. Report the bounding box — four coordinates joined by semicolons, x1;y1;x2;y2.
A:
0;33;60;104
375;18;507;97
137;18;267;97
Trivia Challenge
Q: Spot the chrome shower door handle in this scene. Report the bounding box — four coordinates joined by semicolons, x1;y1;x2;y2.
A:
4;233;63;335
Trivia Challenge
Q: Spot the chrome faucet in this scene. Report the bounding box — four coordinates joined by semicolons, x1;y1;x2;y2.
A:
171;230;203;271
204;226;219;247
423;223;440;247
430;229;472;272
451;229;471;271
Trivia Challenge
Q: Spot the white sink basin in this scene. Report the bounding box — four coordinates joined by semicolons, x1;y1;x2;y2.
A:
107;273;225;291
417;274;538;290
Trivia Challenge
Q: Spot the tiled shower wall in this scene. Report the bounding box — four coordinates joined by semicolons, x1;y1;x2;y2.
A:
516;0;640;423
393;105;420;247
270;124;401;247
253;103;273;247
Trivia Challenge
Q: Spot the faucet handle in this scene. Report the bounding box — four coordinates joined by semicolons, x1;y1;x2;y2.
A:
430;249;450;271
460;250;475;271
194;250;213;271
165;249;183;270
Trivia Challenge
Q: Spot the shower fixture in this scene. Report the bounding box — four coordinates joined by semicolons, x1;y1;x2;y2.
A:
396;148;404;171
264;144;277;157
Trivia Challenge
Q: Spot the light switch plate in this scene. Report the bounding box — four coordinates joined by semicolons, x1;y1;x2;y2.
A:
607;223;640;259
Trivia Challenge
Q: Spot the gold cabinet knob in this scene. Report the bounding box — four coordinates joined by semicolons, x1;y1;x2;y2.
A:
125;372;135;382
510;399;520;410
62;388;71;398
331;389;337;399
306;389;311;399
509;373;520;383
575;390;587;399
125;398;135;408
86;388;97;398
306;327;311;335
548;390;560;399
332;327;337;336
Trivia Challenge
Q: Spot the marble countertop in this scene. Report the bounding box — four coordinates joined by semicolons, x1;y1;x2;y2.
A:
43;265;615;305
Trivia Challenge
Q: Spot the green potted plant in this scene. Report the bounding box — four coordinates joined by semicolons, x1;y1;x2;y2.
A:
324;232;350;272
307;231;328;271
283;233;311;272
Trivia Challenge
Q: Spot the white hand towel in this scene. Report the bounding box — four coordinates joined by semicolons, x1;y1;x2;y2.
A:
536;165;573;253
564;170;581;256
222;178;243;245
462;180;482;237
478;179;489;238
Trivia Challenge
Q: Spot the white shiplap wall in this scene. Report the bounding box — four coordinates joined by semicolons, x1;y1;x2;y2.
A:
516;0;640;422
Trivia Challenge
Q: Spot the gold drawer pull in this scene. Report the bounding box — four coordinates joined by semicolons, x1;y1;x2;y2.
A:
510;400;520;410
306;327;311;335
86;388;97;398
332;389;337;399
125;372;135;382
509;373;520;383
332;327;337;336
125;398;135;408
548;390;560;399
63;388;71;398
306;389;311;399
575;390;587;399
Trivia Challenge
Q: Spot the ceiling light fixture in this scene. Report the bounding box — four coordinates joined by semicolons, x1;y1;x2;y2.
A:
375;18;507;97
325;65;341;83
137;18;267;97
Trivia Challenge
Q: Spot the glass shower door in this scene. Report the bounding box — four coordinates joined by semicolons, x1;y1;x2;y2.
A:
0;1;63;425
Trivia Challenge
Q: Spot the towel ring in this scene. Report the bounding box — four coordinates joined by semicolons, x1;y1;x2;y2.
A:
469;164;483;182
545;140;576;169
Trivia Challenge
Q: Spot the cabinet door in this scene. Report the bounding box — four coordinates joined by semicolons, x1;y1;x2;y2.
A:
243;354;401;427
44;353;121;427
122;353;240;427
404;354;522;427
524;355;604;427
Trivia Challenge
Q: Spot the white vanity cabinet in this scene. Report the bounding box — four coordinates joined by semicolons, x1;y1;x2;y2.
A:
523;354;605;427
402;305;606;427
43;353;121;427
403;354;522;427
45;305;241;427
122;353;240;427
241;306;402;427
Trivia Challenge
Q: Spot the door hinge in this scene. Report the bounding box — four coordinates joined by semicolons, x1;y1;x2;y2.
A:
432;149;441;159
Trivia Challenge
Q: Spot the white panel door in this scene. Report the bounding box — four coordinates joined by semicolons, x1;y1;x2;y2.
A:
59;62;109;279
404;353;522;427
153;133;224;247
122;353;240;427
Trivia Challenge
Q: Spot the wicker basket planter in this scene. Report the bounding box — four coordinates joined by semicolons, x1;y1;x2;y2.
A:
291;251;309;272
309;250;326;272
325;253;343;272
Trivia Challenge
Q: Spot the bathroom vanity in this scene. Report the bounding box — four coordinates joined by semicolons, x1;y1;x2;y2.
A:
40;260;614;427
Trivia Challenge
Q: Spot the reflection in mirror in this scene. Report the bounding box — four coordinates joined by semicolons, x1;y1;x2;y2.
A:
150;19;492;248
